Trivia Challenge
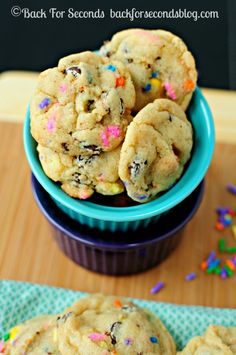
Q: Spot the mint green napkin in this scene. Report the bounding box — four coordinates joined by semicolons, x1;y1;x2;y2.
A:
0;280;235;350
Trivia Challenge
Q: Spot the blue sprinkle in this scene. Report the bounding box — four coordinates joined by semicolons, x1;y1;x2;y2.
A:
151;72;159;78
39;97;50;109
150;336;158;344
105;64;117;72
138;195;148;200
143;83;151;92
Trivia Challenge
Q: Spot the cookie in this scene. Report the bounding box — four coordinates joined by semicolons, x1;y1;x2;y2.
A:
37;144;124;199
3;315;60;354
30;51;135;156
179;325;236;354
100;28;197;112
119;99;193;203
57;294;176;355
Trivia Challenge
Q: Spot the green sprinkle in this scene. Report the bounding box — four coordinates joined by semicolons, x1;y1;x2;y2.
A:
3;333;10;341
224;265;234;277
206;266;216;274
214;266;222;275
225;246;236;253
218;238;226;252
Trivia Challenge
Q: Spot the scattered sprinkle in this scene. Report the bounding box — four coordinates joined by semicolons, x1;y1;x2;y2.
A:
88;333;107;342
10;326;20;340
143;83;152;92
124;338;133;345
46;116;56;133
185;272;197;281
59;83;67;93
218;238;226;252
38;97;50;109
150;281;165;294
106;64;117;72
232;225;236;240
114;299;122;308
227;183;236;195
116;76;125;87
151;72;159;78
3;333;10;342
184;79;195;92
0;340;5;353
150;336;158;343
150;78;162;89
164;82;176;100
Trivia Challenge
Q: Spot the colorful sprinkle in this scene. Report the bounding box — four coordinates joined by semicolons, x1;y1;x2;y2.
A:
59;83;67;93
218;238;226;252
232;225;236;240
138;195;148;200
143;83;151;92
0;341;5;353
101;130;110;147
184;79;195;92
46;115;56;133
224;265;234;277
185;272;197;281
221;268;227;279
10;326;20;340
225;246;236;253
151;72;159;78
88;333;107;342
227;183;236;195
226;259;235;271
134;30;159;42
150;281;165;294
107;125;121;138
116;76;125;87
3;333;10;342
164;82;176;100
39;97;50;109
215;221;224;231
124;338;133;345
106;64;117;72
150;78;162;89
114;299;122;308
150;336;158;343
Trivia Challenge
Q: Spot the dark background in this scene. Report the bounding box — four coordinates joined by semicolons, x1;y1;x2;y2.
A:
1;0;235;89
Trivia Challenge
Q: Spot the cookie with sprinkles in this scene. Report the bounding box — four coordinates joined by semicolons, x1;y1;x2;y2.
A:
3;315;60;354
30;51;135;156
57;294;176;354
179;325;236;354
37;144;124;199
119;99;193;203
100;28;197;112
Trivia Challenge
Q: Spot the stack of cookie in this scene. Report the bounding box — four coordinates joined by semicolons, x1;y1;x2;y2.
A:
30;28;197;204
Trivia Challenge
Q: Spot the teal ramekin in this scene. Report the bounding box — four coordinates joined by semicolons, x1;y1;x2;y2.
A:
24;87;215;232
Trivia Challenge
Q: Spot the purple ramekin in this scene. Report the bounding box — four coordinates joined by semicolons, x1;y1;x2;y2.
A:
31;174;204;275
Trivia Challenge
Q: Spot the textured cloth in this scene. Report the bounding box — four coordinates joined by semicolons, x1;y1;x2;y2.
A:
0;280;235;351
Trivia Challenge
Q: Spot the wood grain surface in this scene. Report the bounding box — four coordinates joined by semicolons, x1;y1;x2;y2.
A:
1;121;236;308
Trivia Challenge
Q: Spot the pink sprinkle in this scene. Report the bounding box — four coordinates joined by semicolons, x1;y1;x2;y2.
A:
0;340;5;352
88;333;107;342
101;130;110;147
47;116;56;133
134;30;159;42
79;191;90;200
59;83;67;93
164;82;177;100
107;125;121;138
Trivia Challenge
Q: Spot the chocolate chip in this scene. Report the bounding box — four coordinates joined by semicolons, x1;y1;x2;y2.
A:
61;142;69;151
79;142;103;154
87;100;95;112
72;172;81;182
119;98;125;114
168;114;174;122
66;66;81;77
129;161;141;178
110;321;122;345
172;144;181;158
127;58;133;63
76;155;95;165
155;56;161;60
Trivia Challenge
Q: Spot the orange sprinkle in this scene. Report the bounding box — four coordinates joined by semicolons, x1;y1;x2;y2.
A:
116;76;125;87
114;299;122;308
215;222;224;231
200;261;208;270
184;79;195;91
226;259;235;271
111;351;118;355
